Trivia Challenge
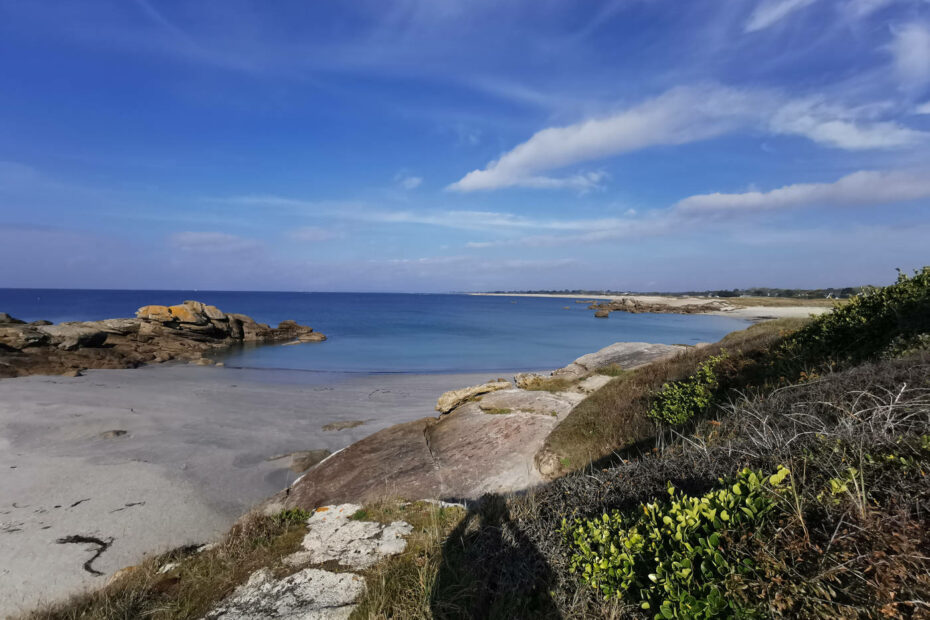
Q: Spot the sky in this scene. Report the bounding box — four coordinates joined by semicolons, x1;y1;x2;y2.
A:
1;0;929;292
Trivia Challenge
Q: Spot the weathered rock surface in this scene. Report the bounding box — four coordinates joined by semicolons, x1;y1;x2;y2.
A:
476;388;582;417
553;341;686;379
270;392;578;509
203;567;365;620
290;504;413;570
0;300;326;378
205;505;416;620
435;380;510;414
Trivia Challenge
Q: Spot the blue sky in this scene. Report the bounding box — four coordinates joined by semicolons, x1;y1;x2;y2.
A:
1;0;929;292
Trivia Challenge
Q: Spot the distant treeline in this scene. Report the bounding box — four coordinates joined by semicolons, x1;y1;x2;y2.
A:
488;287;866;299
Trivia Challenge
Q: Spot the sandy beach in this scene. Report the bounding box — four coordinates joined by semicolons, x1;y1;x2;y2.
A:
0;365;498;617
470;293;832;321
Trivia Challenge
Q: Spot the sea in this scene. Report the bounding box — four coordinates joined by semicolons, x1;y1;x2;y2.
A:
0;289;750;374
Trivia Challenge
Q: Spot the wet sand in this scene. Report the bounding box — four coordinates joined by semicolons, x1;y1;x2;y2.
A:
0;365;498;617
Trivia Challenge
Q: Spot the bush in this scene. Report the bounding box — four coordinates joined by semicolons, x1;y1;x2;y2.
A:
648;353;728;425
563;466;791;618
780;267;930;368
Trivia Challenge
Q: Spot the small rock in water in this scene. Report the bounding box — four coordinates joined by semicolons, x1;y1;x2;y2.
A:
99;430;128;439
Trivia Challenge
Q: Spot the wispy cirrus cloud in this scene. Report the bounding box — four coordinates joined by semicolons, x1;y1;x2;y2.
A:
448;84;927;192
169;231;262;253
744;0;819;32
675;169;930;214
288;226;342;242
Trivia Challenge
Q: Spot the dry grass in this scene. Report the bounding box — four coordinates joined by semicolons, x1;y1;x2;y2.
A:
539;318;811;477
24;510;311;620
519;376;576;393
349;501;466;619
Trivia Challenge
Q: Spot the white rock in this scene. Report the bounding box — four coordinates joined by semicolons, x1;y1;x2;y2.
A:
291;504;413;570
435;381;510;413
203;567;364;620
553;342;686;378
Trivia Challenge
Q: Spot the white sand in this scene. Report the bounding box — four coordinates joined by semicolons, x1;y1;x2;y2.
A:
471;293;831;321
0;365;497;617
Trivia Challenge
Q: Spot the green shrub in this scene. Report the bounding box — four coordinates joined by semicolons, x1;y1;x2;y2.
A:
563;466;790;619
781;267;930;367
648;353;728;425
273;507;311;526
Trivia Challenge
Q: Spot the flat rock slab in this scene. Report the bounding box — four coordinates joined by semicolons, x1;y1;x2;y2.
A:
427;402;558;498
290;503;413;570
554;342;686;379
476;389;581;417
279;418;443;509
203;567;365;620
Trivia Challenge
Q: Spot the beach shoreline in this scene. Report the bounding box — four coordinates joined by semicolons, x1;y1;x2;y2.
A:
468;292;832;321
0;365;506;616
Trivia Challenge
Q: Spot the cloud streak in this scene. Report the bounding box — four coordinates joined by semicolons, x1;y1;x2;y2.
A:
448;85;927;192
744;0;819;32
675;169;930;213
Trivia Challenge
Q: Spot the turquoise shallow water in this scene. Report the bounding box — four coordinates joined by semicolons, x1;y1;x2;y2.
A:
0;290;750;373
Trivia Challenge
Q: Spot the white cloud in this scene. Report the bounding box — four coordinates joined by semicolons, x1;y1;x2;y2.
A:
169;231;261;253
887;22;930;93
448;85;927;192
845;0;895;18
289;226;341;242
769;98;927;148
397;175;423;190
448;85;765;192
744;0;818;33
675;169;930;213
916;101;930;114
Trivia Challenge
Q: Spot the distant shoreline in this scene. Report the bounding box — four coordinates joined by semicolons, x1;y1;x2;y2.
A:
469;292;832;321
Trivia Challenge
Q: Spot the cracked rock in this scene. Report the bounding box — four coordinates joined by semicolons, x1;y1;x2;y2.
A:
289;504;413;570
203;567;365;620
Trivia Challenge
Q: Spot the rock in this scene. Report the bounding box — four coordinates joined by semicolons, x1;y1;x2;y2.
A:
322;420;366;432
576;374;613;394
2;301;324;378
265;450;332;473
203;567;365;620
0;326;50;350
426;402;559;495
28;320;52;326
553;342;686;379
594;309;610;318
136;305;173;322
292;504;413;570
99;430;128;439
168;303;208;325
513;372;544;390
63;368;84;378
476;389;579;417
0;312;25;324
277;418;442;509
435;381;511;414
37;324;108;350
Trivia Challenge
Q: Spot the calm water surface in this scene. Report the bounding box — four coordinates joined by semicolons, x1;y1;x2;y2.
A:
0;290;750;373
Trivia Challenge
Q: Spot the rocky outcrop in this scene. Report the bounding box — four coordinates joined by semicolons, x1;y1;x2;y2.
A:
0;300;325;378
552;341;687;379
435;380;511;414
589;297;734;317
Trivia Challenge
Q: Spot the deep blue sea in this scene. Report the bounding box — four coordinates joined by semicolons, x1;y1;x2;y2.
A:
0;289;750;373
